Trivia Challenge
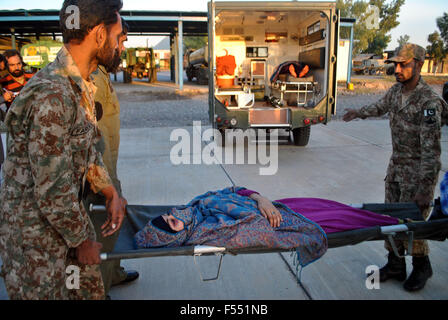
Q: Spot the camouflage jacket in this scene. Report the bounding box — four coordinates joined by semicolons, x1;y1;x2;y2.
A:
0;46;112;248
357;77;448;195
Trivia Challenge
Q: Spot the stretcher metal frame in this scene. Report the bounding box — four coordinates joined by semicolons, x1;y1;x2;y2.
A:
272;80;318;107
92;200;448;262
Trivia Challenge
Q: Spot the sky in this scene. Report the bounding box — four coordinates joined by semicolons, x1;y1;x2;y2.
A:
0;0;446;50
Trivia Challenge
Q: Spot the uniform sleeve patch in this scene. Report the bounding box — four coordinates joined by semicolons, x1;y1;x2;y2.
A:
424;108;437;124
424;108;436;117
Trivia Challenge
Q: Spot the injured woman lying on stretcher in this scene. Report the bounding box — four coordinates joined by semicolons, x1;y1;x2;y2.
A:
133;187;401;267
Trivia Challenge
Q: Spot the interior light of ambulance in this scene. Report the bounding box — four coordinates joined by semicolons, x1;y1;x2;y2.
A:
265;32;287;43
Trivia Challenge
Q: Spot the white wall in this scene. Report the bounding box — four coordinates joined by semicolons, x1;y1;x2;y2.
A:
215;25;301;80
336;39;350;81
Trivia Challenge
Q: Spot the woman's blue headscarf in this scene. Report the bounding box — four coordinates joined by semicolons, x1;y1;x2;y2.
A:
134;187;328;268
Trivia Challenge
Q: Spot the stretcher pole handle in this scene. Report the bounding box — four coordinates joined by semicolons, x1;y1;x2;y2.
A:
90;204;107;212
100;245;226;261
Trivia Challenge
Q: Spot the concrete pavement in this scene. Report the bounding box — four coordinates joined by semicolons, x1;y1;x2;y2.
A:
109;119;447;300
0;119;447;300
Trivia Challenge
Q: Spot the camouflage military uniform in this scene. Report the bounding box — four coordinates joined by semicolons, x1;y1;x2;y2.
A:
0;118;4;180
356;77;448;256
1;98;7;180
0;136;3;176
86;65;127;295
0;46;113;300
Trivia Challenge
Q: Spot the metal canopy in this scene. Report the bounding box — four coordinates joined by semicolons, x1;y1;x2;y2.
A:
0;9;207;90
0;9;208;36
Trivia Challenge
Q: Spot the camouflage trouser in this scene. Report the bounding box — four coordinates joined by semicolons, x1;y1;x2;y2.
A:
384;180;435;257
0;222;105;300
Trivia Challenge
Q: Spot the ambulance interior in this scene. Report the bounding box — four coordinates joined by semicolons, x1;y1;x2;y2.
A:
214;9;329;109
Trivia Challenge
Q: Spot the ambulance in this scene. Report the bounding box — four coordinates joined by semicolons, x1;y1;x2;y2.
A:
208;1;339;146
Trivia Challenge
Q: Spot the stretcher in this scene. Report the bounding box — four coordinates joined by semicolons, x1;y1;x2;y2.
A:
93;199;448;263
271;79;317;107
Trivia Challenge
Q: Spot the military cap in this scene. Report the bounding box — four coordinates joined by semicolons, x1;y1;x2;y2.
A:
385;43;426;63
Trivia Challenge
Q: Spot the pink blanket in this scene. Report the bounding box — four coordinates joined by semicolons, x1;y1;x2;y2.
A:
237;189;399;234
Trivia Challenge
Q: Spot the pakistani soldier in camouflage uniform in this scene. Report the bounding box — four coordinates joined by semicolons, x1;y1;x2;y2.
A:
0;0;126;299
0;105;5;183
343;43;448;292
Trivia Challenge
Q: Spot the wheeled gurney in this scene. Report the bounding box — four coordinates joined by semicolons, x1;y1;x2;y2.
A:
92;200;448;263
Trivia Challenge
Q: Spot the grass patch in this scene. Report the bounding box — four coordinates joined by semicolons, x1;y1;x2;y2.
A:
421;75;448;85
338;76;394;94
338;74;447;95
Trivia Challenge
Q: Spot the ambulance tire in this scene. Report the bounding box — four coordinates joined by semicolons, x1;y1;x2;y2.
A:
215;128;226;147
292;126;311;146
197;68;209;85
386;67;395;76
186;66;194;82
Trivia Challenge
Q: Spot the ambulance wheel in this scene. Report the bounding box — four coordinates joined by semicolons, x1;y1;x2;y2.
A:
123;70;132;83
187;72;193;82
292;127;310;146
386;67;395;76
215;128;226;147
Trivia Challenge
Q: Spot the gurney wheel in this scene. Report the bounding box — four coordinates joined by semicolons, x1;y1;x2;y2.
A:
292;127;311;146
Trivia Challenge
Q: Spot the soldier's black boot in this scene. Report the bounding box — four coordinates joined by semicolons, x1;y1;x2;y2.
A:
379;252;406;282
403;256;433;292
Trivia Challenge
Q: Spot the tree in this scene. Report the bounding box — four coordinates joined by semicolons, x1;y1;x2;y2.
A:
337;0;405;55
427;32;446;74
436;12;448;49
426;13;448;74
397;34;410;47
183;36;207;51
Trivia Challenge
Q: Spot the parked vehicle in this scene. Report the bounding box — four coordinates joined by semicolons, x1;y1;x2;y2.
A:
122;47;157;83
20;40;63;71
186;46;209;85
208;1;339;146
352;54;395;76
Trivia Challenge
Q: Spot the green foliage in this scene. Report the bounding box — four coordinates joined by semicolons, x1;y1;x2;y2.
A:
337;0;405;55
426;12;448;73
397;34;410;47
426;32;446;68
436;12;448;49
183;36;207;51
36;36;62;43
367;34;391;55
